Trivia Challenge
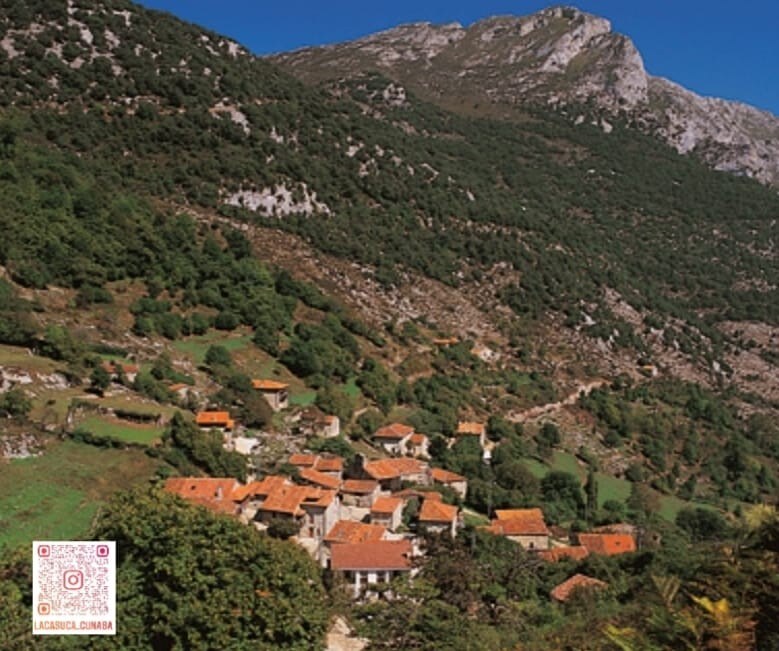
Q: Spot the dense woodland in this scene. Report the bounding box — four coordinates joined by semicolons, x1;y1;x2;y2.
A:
0;0;777;649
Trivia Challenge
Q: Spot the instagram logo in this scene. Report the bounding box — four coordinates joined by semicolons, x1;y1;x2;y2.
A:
96;545;109;557
63;570;84;590
38;603;51;615
37;545;50;558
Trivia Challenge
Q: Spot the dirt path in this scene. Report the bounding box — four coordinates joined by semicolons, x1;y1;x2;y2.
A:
506;379;609;423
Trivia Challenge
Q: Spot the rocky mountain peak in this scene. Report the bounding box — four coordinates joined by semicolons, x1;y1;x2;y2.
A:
274;5;779;187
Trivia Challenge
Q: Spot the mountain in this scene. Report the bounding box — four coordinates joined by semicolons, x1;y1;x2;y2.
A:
273;6;779;187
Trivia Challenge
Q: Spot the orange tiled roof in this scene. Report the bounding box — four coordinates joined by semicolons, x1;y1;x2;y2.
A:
370;496;404;515
325;520;387;545
289;453;318;467
538;546;590;563
299;467;341;490
196;411;232;427
232;475;291;502
550;574;607;602
341;479;379;495
419;499;458;523
457;421;486;436
164;477;241;515
168;383;189;392
409;433;428;445
331;540;412;571
578;533;636;556
260;484;336;516
432;337;459;346
431;468;466;484
314;456;344;473
374;423;415;440
488;508;549;536
252;379;289;391
363;458;427;481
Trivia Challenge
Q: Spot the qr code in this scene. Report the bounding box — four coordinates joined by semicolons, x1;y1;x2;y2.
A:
32;541;116;635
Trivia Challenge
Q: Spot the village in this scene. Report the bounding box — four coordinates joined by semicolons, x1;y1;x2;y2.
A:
164;377;638;603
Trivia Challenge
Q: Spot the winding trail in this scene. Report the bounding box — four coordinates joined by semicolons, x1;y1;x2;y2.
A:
506;379;609;423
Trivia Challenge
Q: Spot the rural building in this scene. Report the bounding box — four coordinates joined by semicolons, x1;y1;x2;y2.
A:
485;508;550;550
195;411;235;432
361;457;431;492
330;540;413;598
252;379;289;411
418;498;458;537
101;360;140;383
406;433;430;458
370;496;404;531
340;479;380;508
163;477;242;515
295;407;340;438
298;467;342;491
373;423;415;455
431;467;468;499
289;453;344;480
577;533;636;556
456;421;487;448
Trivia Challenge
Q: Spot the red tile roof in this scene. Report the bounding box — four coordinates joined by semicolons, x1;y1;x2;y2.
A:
289;453;318;468
419;499;458;523
341;479;379;495
299;467;341;490
363;458;427;481
370;496;404;515
538;546;590;563
163;477;241;515
195;411;233;428
431;468;467;484
252;379;289;391
409;433;428;445
374;423;415;440
488;508;549;536
432;337;459;346
457;421;486;436
578;533;636;556
550;574;608;602
232;475;290;502
325;520;387;545
314;456;344;473
331;540;413;571
258;483;336;516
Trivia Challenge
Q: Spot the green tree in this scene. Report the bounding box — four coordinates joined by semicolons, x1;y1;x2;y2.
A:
90;487;329;650
89;364;111;395
584;470;599;524
0;387;31;419
205;344;232;368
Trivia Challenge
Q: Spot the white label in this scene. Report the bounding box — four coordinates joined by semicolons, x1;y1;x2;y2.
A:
32;541;116;635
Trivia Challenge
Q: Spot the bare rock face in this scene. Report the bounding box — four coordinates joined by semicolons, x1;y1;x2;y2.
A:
646;78;779;186
273;6;779;187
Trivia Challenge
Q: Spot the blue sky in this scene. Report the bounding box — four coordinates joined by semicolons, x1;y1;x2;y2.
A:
136;1;779;116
